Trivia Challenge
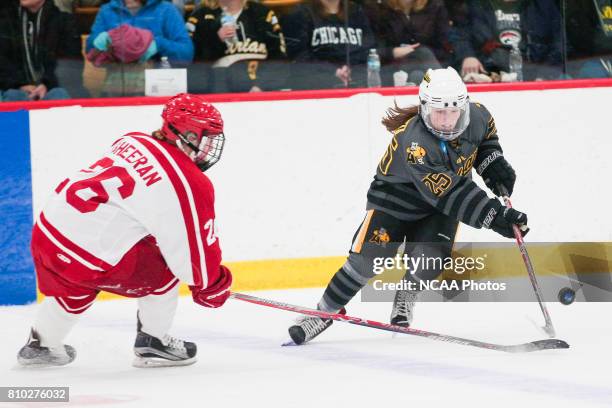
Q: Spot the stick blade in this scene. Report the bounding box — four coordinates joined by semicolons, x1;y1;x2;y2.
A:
505;339;570;353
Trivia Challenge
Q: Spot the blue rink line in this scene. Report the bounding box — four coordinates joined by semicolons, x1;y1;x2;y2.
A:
0;110;35;305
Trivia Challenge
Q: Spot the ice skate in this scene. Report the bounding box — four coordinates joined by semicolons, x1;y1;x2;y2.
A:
288;308;346;345
133;329;197;368
17;328;76;367
390;290;417;327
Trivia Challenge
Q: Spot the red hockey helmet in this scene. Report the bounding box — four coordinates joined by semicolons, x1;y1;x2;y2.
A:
161;93;225;172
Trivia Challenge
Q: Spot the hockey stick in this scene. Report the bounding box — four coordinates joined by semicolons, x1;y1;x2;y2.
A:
498;185;556;338
230;292;569;353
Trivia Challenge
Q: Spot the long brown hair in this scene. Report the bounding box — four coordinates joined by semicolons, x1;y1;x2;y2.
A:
381;102;420;133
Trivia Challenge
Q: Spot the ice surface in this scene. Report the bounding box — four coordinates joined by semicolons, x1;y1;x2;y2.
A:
1;288;611;407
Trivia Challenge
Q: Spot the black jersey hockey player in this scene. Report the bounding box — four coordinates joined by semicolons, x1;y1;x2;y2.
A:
288;67;529;345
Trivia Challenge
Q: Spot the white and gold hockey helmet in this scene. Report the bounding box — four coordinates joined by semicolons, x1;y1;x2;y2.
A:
418;67;470;141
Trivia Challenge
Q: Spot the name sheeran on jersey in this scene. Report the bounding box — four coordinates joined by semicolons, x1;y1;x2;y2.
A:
111;141;162;187
311;27;363;46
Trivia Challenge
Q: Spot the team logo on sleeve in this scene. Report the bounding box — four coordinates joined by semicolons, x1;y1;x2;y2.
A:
406;142;427;164
369;228;390;246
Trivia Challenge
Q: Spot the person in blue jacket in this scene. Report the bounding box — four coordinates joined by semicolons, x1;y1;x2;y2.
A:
86;0;194;64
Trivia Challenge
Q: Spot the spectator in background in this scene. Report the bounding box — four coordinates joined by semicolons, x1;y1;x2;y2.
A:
361;0;449;85
87;0;193;63
53;0;108;13
86;0;193;96
0;0;81;102
187;0;288;92
451;0;563;82
170;0;200;15
282;0;377;89
566;0;612;78
86;23;159;95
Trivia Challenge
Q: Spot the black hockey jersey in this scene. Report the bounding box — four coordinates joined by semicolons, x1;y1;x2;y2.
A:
368;103;505;229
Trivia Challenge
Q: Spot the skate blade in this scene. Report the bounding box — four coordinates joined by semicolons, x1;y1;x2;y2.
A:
132;356;197;368
17;353;75;368
17;358;73;368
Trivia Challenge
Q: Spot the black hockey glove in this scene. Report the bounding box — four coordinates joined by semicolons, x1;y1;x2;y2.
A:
490;206;529;239
478;152;516;197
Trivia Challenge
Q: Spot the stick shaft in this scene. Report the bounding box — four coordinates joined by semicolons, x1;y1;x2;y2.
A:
230;292;565;352
500;191;556;337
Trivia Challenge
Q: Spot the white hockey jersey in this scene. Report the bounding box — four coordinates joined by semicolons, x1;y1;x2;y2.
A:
36;132;222;290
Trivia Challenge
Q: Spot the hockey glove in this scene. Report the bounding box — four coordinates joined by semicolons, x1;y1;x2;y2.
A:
490;206;529;239
478;151;516;197
190;265;232;308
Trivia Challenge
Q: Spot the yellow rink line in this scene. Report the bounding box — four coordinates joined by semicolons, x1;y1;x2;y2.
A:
37;243;612;302
67;256;346;302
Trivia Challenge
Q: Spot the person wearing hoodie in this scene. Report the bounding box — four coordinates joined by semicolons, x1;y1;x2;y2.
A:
450;0;563;81
0;0;81;102
361;0;449;86
282;0;378;89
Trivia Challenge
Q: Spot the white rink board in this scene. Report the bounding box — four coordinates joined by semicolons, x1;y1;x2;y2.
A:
29;87;612;262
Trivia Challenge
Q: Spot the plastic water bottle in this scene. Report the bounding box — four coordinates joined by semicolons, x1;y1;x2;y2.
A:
159;56;172;69
367;49;381;87
220;8;239;46
508;46;523;82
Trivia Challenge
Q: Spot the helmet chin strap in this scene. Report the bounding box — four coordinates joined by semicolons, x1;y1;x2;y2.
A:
168;123;202;156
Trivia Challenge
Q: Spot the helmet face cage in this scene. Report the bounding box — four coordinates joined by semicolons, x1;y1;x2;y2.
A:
191;131;225;172
420;101;470;141
418;67;470;141
171;124;225;172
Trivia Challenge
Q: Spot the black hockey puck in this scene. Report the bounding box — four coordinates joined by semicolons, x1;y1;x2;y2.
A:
558;287;576;305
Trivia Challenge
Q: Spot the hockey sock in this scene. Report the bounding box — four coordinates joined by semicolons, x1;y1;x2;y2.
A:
34;297;81;348
137;285;179;338
318;267;365;312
